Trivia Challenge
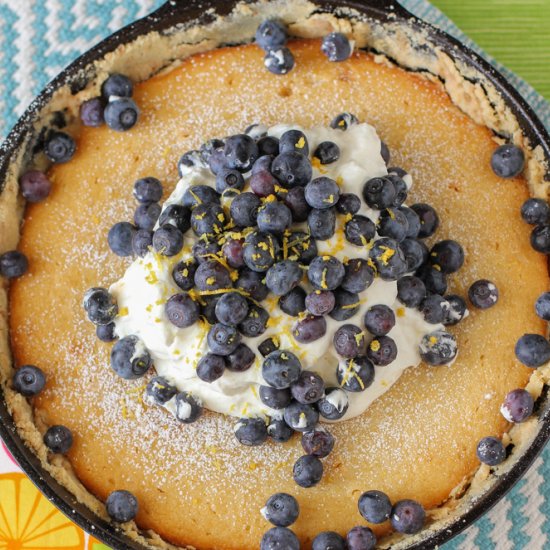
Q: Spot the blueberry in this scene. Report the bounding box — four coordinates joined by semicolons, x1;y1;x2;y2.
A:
101;73;133;98
192;239;221;263
358;490;392;524
239;304;270;337
96;322;117;342
284;187;311;222
182;185;220;209
201;297;221;327
501;389;534;423
165;293;199;328
267;418;294;442
416;264;447;295
260;385;292;409
364;304;395;336
312;532;347;550
535;291;550;320
308;255;345;290
369;238;408;281
44;131;75;163
83;287;118;325
305;289;336;316
175;391;202;423
262;493;299;527
145;376;177;405
330;289;360;321
80;97;104;127
380;141;390;165
250;169;279;197
190;203;226;238
477;436;506;466
362;177;396;210
390;500;425;534
107;222;136;257
106;490;138;523
258;136;280;156
313;141;340;165
308;207;336;240
208;149;229;176
172;259;197;291
468;279;498;309
284;231;318;264
0;250;28;278
293;315;327;342
399;206;421;238
236;268;269;301
255;19;288;50
252;155;274;174
279;129;309;156
515;333;550;367
330;112;359;131
321;32;353;61
333;324;365;358
243;231;280;272
104;98;139;132
262;350;302;389
305;177;340;209
258;337;280;357
279;286;307;316
377;208;409;242
43;425;73;454
388;166;408;178
177;150;203;175
134;176;163;203
235;418;268;446
367;336;398;366
214;169;244;195
227;343;256;372
401;238;428;272
341;258;375;294
430;240;464;274
265;260;302;296
346;526;376;550
219;239;242;269
230;192;261;227
419;330;458;366
317;387;349;420
152;224;183;256
345;215;376;246
194;260;232;291
397;276;426;308
443;294;468;326
530;224;550;253
272;152;312;188
257;201;293;234
337;356;375;392
336;193;361;215
388;175;408;207
134;203;161;231
291;371;325;404
223;134;259;172
200;138;225;164
284;401;319;432
410;203;439;239
420;294;449;324
521;198;550;225
196;353;226;383
111;336;152;379
159;204;189;234
302;428;334;458
261;527;299;550
207;323;241;355
264;48;295;75
213;292;248;325
19;170;51;202
12;365;46;397
491;144;525;178
293;455;323;488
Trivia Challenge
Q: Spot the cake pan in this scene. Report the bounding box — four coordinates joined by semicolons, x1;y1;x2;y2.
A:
0;1;549;548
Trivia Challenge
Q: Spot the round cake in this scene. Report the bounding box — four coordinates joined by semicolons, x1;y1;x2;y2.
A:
5;30;549;550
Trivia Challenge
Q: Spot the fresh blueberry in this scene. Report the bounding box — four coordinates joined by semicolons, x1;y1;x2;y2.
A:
317;387;349;420
284;401;319;432
308;255;345;290
314;141;340;165
152;224;184;256
190;203;226;238
401;238;429;272
80;97;104;127
215;292;249;325
419;330;458;366
200;296;220;325
0;250;28;278
321;32;353;61
362;177;396;210
380;141;390;165
12;365;46;397
200;138;224;164
308;207;336;240
96;322;117;342
420;294;449;324
258;337;280;357
337;356;375;392
165;293;199;328
430;240;464;274
255;19;288;50
535;291;550;320
223;134;259;172
227;343;256;372
144;376;177;405
267;418;294;443
101;73;133;98
336;193;361;215
279;129;309;156
83;287;118;325
345;215;376;246
44;131;76;163
501;389;534;423
194;259;232;291
111;336;152;379
252;155;274;174
182;185;220;209
477;436;506;466
272;151;312;188
207;323;241;356
330;112;359;130
230;192;261;227
265;260;302;296
364;304;395;336
333;324;365;358
261;527;299;550
397;276;426;308
346;526;376;550
107;222;136;257
284;187;311;222
177;150;203;176
134;203;161;231
468;279;498;309
250;169;279;197
530;224;550;253
264;48;295;75
258;136;280;156
262;493;299;527
243;231;280;272
290;371;325;404
358;490;392;524
390;500;425;534
491;144;525;178
279;286;307;316
197;353;226;383
104;98;139;132
416;264;448;295
521;198;550;225
367;335;398;366
305;177;340;209
134;176;162;203
257;201;293;234
388;175;408;207
106;490;138;523
43;425;73;454
305;290;335;316
215;169;245;195
172;259;197;291
262;350;302;389
301;428;334;458
192;239;221;264
236;268;269;301
19;170;51;202
284;231;318;264
260;385;292;409
293;314;327;342
399;206;421;238
515;333;550;367
330;289;360;321
208;149;229;176
174;391;202;423
410;203;439;239
369;238;408;281
235;418;268;446
377;208;409;242
293;454;323;488
341;258;375;294
239;304;270;337
443;294;468;326
312;532;347;550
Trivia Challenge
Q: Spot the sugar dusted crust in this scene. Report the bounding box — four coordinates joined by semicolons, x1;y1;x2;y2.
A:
1;1;550;549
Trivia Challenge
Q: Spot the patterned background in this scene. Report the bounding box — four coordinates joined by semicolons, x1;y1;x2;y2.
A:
0;0;549;549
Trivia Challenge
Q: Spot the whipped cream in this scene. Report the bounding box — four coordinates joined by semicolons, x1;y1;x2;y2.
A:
110;122;442;422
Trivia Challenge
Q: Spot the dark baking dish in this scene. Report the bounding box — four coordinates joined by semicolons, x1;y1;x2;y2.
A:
0;1;549;548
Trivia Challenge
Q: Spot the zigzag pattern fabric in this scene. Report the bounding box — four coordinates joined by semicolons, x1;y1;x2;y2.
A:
0;1;548;549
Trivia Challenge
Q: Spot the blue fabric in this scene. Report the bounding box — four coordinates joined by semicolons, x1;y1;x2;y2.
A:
0;1;548;549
